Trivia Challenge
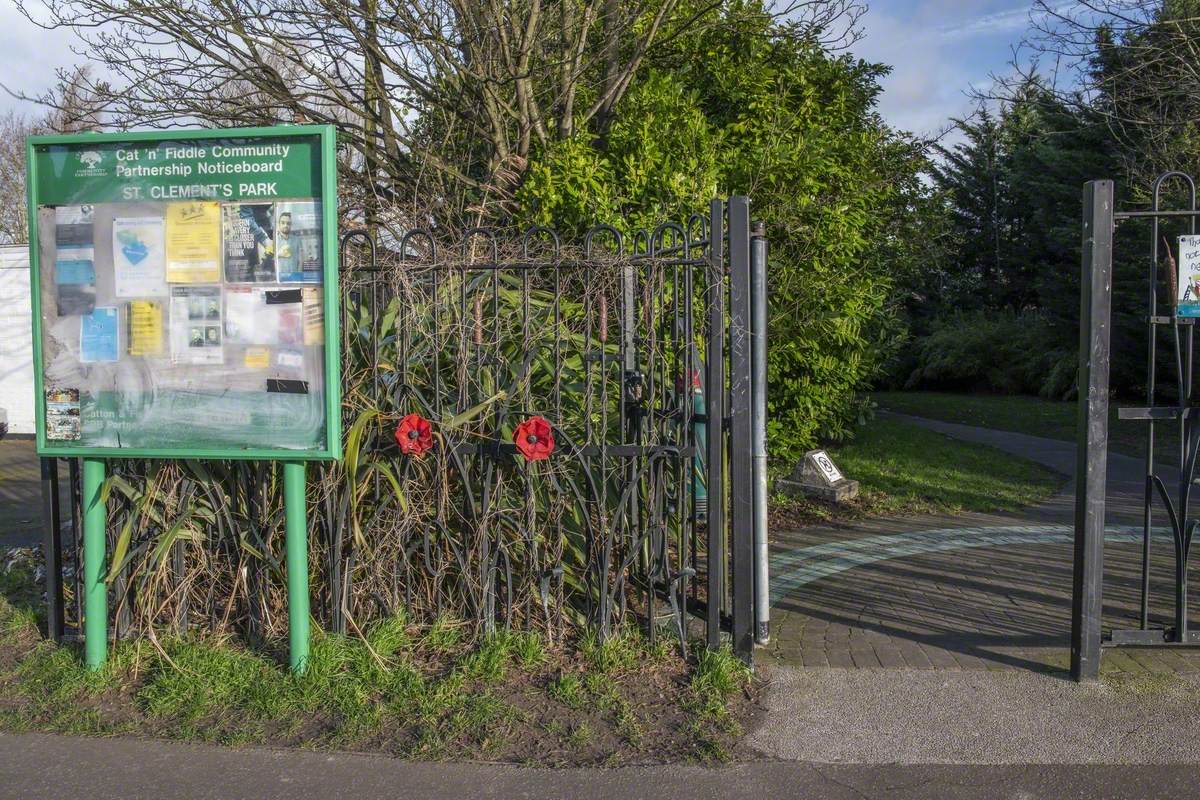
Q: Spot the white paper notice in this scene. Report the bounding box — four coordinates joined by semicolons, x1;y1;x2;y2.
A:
169;286;224;365
113;217;167;297
1179;235;1200;317
277;349;304;369
225;287;303;346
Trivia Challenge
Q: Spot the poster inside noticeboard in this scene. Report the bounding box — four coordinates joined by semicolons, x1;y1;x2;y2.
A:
1178;235;1200;318
30;130;334;456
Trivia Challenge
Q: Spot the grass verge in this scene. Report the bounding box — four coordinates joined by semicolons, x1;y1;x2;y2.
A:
772;416;1063;528
873;390;1176;461
0;588;759;765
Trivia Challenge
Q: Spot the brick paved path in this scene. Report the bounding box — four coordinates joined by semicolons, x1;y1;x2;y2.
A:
767;415;1200;674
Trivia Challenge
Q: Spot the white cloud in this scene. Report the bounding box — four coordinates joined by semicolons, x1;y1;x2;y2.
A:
0;3;87;115
854;1;1035;138
938;4;1033;38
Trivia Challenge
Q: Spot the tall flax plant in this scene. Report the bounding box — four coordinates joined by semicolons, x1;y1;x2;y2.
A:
95;458;289;644
324;258;621;642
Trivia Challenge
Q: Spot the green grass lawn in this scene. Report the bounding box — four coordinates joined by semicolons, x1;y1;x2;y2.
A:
0;586;754;764
873;390;1178;462
772;417;1064;527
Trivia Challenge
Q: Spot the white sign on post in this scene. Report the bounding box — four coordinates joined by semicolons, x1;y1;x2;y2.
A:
777;448;858;504
1176;235;1200;317
810;449;844;483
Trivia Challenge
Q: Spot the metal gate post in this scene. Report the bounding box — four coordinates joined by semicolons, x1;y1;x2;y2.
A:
728;196;754;663
1071;179;1114;682
39;458;64;642
750;221;770;645
705;199;726;650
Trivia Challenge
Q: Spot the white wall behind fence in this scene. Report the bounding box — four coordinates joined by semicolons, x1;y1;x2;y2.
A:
0;245;34;434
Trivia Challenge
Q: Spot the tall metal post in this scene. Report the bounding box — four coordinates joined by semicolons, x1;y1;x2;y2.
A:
283;460;311;673
705;199;726;650
750;221;770;645
81;457;107;669
40;458;64;642
1071;179;1114;682
728;196;754;663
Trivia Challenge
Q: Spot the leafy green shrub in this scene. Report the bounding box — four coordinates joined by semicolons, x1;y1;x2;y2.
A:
514;3;923;464
900;309;1076;398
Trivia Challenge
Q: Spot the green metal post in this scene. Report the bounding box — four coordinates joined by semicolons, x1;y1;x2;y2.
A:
283;461;310;673
82;457;107;669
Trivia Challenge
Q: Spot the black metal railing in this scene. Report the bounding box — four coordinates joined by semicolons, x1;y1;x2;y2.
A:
40;197;766;663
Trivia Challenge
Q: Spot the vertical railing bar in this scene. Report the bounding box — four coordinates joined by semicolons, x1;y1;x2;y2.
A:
40;457;64;642
69;457;82;635
705;199;725;650
727;196;754;664
1182;178;1198;643
599;264;613;636
1144;187;1159;630
459;264;468;412
682;236;695;632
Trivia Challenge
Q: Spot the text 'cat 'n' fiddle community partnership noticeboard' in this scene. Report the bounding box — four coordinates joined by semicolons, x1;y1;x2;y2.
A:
27;125;341;460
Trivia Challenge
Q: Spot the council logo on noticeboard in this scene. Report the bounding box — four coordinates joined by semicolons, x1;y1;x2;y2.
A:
74;150;107;178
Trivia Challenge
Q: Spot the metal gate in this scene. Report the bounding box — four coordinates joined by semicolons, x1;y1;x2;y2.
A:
1073;174;1200;679
40;197;769;663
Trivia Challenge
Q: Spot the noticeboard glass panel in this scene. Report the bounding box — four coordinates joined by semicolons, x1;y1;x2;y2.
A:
27;126;341;460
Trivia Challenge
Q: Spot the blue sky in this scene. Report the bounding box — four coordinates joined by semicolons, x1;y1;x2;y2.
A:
854;0;1053;138
1;1;1044;137
854;0;1080;139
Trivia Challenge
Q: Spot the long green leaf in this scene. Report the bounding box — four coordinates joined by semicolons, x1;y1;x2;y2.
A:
441;390;506;429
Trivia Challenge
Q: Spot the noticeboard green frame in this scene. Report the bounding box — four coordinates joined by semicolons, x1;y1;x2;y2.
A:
26;124;342;461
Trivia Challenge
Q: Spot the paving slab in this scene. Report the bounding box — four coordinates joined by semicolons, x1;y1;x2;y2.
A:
767;413;1200;673
750;664;1200;765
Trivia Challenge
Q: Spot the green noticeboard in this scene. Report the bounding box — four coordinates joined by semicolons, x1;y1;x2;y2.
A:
27;125;342;461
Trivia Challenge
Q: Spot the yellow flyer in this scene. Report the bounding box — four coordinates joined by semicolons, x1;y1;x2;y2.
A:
165;202;221;283
127;300;164;356
244;347;270;369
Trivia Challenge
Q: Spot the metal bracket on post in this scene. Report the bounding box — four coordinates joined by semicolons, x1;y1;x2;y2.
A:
81;458;107;670
283;460;311;674
750;220;770;646
1071;179;1114;682
728;196;754;664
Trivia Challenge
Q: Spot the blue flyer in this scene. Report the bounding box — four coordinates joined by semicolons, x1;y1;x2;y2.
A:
80;307;119;363
55;254;95;285
274;201;323;283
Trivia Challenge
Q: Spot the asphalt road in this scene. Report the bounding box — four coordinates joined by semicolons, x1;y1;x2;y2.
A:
0;438;42;548
0;732;1196;800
